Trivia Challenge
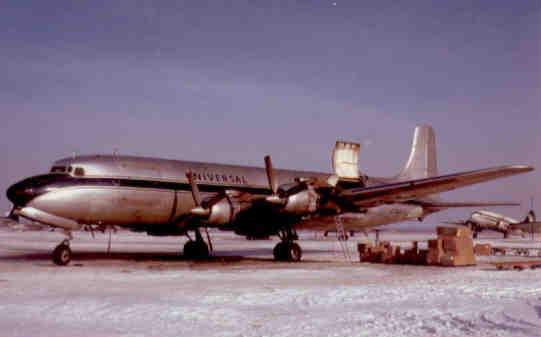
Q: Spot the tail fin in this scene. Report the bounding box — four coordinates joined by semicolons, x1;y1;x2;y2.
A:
397;125;438;180
523;210;536;223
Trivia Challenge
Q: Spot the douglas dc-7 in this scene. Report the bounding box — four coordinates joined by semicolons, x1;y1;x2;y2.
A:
4;125;533;265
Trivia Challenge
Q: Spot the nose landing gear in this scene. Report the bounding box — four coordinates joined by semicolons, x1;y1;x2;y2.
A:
52;239;72;266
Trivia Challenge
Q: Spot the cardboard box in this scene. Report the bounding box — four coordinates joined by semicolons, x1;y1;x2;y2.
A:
442;237;474;253
357;242;373;254
440;253;476;266
428;238;443;249
437;226;472;238
474;243;492;256
427;239;444;265
427;250;443;265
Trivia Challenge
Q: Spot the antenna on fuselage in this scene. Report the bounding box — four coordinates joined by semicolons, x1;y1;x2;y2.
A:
530;196;535;241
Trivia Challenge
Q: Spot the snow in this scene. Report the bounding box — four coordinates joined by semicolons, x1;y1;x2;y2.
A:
0;230;540;337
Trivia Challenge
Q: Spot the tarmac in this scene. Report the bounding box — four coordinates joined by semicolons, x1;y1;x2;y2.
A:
0;228;540;337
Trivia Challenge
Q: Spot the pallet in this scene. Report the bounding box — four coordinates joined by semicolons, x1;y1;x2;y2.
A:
492;260;541;271
491;247;541;257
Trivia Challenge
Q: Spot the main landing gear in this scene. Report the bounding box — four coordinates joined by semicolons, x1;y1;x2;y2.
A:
52;239;72;266
183;229;210;260
273;228;302;262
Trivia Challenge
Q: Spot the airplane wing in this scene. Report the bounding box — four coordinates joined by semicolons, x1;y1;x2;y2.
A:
418;200;520;208
339;165;533;208
441;220;467;225
0;217;46;231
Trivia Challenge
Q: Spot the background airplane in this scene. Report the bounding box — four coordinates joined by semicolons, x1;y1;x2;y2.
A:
4;125;533;265
446;209;540;238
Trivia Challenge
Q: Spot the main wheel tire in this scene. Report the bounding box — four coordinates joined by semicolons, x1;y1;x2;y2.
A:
286;242;302;262
273;242;287;261
194;241;209;260
52;244;72;266
183;241;209;260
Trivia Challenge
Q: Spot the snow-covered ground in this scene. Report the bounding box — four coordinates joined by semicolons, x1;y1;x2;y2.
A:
0;229;540;337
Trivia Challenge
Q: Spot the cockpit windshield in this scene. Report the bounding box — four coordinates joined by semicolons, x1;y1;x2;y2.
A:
50;166;67;173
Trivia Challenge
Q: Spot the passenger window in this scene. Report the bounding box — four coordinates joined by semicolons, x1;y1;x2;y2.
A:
74;167;85;176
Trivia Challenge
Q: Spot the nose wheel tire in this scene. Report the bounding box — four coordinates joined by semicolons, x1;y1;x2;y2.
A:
183;240;210;260
273;242;302;262
52;243;72;266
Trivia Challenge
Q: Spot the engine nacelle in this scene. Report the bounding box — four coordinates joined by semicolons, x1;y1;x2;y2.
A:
205;191;250;226
284;187;319;215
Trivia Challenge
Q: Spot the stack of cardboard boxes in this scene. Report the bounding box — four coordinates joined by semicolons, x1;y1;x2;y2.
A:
400;241;428;265
358;226;476;266
358;241;400;264
427;226;476;266
473;243;492;256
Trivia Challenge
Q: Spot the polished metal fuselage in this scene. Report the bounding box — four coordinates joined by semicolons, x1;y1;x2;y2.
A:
469;210;518;232
7;155;429;233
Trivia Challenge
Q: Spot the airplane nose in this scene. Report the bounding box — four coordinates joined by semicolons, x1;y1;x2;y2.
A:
6;180;38;207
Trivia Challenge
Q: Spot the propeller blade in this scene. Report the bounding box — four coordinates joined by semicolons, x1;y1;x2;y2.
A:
264;155;278;195
264;155;285;204
7;207;19;223
186;171;202;206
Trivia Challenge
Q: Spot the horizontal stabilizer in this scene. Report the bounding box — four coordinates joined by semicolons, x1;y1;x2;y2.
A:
510;221;541;233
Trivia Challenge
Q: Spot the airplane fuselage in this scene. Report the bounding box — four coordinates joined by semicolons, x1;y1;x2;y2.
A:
469;210;518;232
7;155;428;234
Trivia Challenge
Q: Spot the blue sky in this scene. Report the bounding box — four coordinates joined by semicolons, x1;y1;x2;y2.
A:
1;0;539;223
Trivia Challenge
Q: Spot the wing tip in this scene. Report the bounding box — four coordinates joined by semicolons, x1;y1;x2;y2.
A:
506;165;534;173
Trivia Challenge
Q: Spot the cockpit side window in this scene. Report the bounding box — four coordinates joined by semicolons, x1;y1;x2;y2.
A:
50;166;66;173
73;167;85;176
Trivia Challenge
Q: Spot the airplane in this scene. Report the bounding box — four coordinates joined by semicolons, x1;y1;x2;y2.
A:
446;209;540;238
4;125;533;265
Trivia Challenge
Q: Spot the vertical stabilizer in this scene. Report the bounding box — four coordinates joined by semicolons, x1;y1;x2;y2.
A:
397;125;438;180
524;210;536;223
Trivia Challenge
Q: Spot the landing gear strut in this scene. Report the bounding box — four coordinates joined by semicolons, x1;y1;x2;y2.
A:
52;239;72;266
183;229;210;260
466;221;479;239
273;228;302;262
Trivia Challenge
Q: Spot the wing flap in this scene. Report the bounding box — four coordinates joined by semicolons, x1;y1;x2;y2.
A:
340;165;532;207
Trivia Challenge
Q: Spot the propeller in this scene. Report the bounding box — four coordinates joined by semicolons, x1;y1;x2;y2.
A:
7;206;19;223
264;155;334;203
186;171;210;217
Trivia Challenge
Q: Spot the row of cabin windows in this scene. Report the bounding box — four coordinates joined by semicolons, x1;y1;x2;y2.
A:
50;166;85;176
